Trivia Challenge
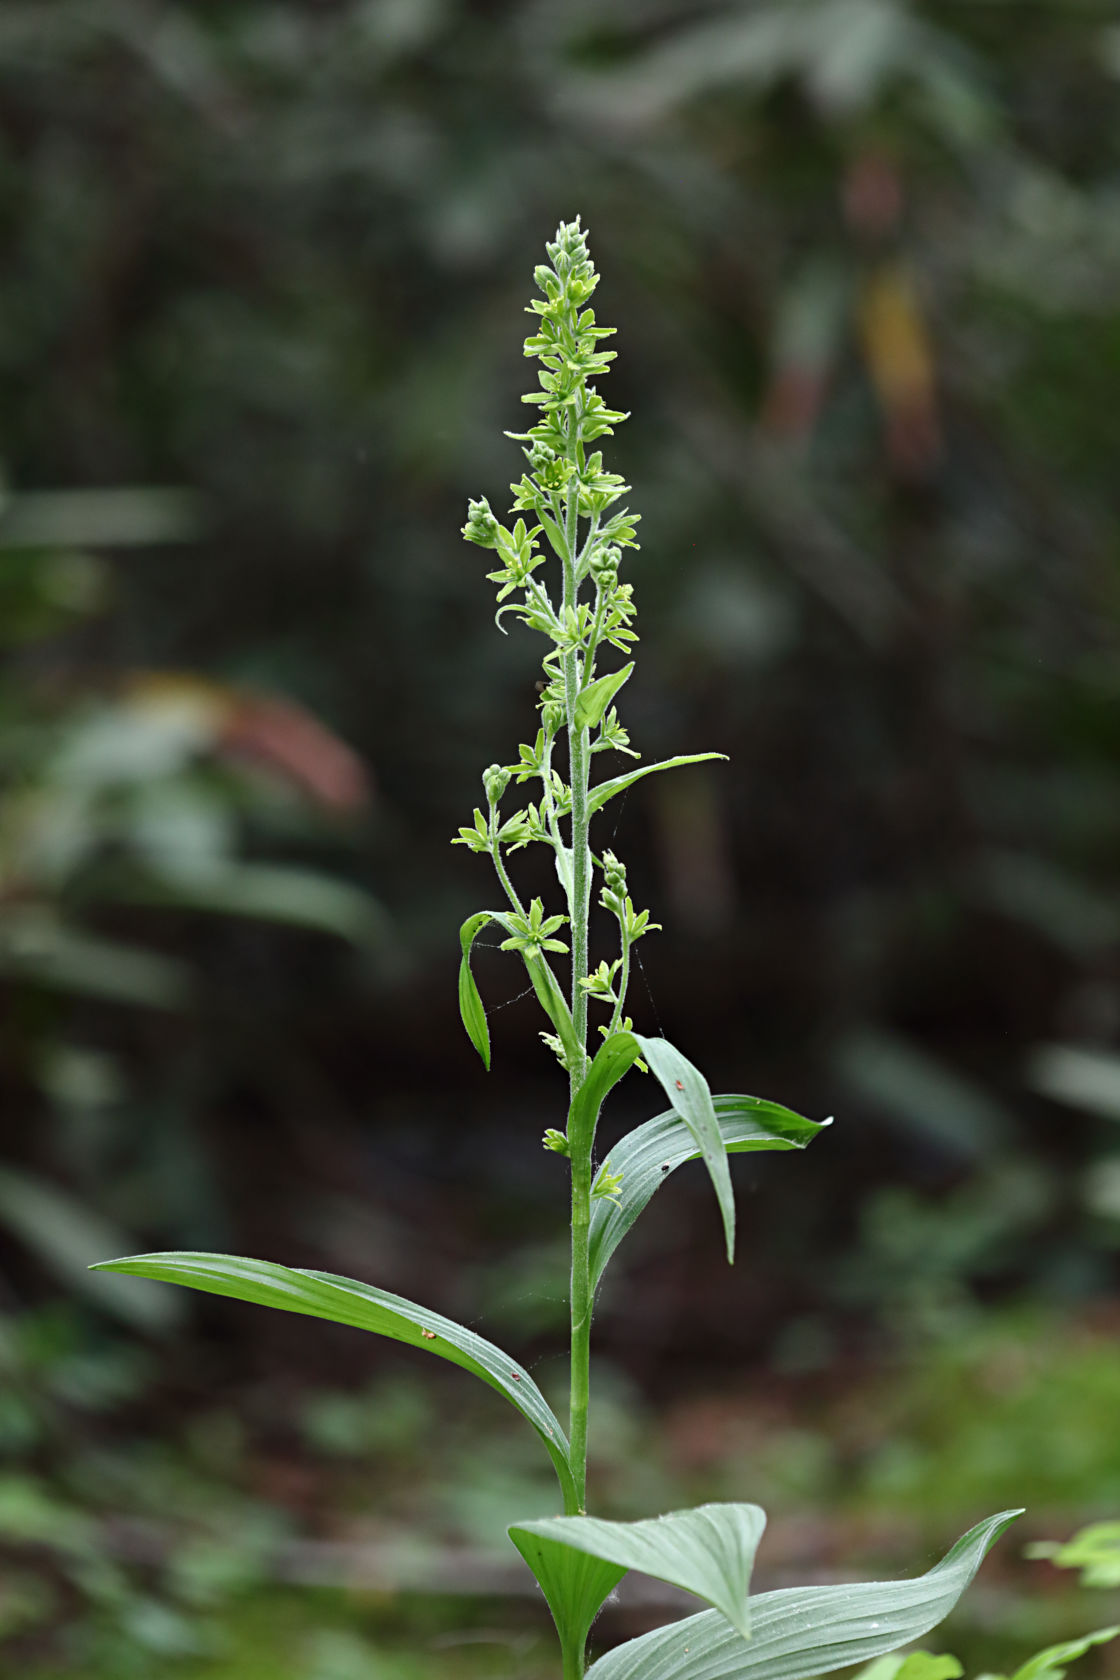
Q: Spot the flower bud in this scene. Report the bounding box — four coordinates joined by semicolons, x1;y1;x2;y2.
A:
602;849;627;892
483;763;511;806
462;496;500;549
541;699;565;737
588;543;621;588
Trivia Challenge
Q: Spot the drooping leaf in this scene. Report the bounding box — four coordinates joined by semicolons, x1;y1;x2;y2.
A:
575;662;634;733
588;754;728;816
568;1031;643;1157
459;910;580;1071
487;909;582;1068
632;1036;736;1263
459;912;493;1069
511;1503;766;1641
589;1095;830;1291
585;1511;1022;1680
91;1252;576;1508
509;1529;625;1674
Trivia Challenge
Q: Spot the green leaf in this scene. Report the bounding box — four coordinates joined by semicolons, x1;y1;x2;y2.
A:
588;754;727;816
575;662;634;734
487;910;582;1068
586;1511;1022;1680
537;510;568;561
459;913;493;1070
632;1037;736;1264
90;1252;576;1509
568;1032;644;1157
508;1529;625;1675
512;1503;766;1642
857;1653;964;1680
1026;1523;1120;1589
589;1095;830;1291
1005;1627;1120;1680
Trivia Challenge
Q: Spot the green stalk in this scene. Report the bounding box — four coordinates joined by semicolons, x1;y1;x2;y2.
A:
562;396;594;1523
562;1635;587;1680
607;926;631;1037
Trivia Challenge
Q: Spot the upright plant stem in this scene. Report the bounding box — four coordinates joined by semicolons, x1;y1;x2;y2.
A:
562;447;594;1521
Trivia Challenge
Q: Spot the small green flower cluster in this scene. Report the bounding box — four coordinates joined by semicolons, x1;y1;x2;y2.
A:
455;219;657;1068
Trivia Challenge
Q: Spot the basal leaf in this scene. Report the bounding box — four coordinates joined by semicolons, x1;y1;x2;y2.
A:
568;1031;643;1158
91;1252;576;1509
586;1511;1022;1680
574;662;634;733
588;755;728;816
633;1037;736;1263
589;1096;830;1291
512;1503;766;1641
509;1528;625;1674
459;912;493;1069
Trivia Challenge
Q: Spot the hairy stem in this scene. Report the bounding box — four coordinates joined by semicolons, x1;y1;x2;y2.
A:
563;400;594;1523
607;927;631;1037
489;822;527;920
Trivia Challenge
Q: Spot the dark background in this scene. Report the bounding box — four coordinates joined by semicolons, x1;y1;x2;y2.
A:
3;3;1120;1676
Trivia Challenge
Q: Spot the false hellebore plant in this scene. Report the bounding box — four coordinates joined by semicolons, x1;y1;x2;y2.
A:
94;223;1020;1679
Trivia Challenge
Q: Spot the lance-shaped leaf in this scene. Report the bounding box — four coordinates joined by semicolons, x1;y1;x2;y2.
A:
536;508;568;562
586;1510;1022;1680
568;1031;643;1157
512;1504;766;1642
459;911;582;1071
459;912;493;1069
575;662;634;733
509;1529;626;1675
588;755;728;816
91;1252;576;1509
488;909;582;1068
633;1036;736;1263
590;1096;830;1291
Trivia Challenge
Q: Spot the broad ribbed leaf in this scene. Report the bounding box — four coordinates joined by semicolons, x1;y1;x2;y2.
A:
509;1529;626;1671
91;1252;576;1509
588;755;727;816
633;1037;735;1263
568;1031;643;1157
512;1504;766;1642
586;1511;1022;1680
459;912;493;1069
575;662;634;733
590;1096;830;1291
